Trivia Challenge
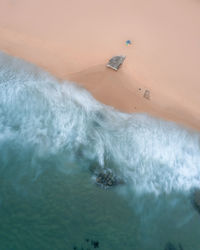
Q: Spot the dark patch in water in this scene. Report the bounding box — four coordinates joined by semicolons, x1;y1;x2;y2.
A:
178;244;184;250
164;242;184;250
191;188;200;214
92;111;106;128
164;242;177;250
92;120;101;128
91;240;99;248
95;111;105;121
73;238;99;249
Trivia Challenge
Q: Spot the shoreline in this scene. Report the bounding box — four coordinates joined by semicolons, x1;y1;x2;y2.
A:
0;0;200;131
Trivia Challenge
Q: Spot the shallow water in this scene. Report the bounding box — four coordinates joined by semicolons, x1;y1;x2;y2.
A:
0;52;200;250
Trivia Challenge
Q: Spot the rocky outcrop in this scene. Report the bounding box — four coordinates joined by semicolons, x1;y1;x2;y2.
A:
96;170;125;188
96;172;116;186
89;165;125;188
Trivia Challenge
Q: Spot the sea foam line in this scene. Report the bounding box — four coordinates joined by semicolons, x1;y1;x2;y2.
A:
0;52;200;195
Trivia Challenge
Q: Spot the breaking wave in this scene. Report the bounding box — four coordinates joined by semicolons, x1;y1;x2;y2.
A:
0;52;200;195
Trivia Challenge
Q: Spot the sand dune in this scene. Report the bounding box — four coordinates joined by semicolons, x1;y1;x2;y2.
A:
0;0;200;130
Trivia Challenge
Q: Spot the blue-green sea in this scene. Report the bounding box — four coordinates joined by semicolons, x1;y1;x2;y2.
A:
0;52;200;250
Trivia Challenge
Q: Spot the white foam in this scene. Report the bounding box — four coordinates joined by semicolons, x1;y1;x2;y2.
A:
0;52;200;195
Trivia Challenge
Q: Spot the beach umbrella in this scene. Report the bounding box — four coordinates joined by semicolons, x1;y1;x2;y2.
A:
126;40;132;46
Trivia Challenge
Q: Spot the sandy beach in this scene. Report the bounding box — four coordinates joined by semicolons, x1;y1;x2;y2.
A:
1;1;200;249
0;0;200;130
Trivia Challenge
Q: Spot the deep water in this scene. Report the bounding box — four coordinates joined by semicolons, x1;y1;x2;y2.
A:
0;52;200;250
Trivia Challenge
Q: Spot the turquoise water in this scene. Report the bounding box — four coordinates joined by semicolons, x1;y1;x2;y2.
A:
0;52;200;250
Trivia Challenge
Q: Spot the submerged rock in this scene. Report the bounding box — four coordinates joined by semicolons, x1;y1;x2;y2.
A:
107;55;126;71
96;172;116;186
96;170;124;188
89;164;124;188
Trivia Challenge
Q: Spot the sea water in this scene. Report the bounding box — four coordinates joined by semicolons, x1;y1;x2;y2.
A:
0;52;200;250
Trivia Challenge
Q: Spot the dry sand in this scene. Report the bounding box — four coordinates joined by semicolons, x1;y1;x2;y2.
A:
0;0;200;130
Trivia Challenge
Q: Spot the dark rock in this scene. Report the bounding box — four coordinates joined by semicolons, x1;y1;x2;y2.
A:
85;238;90;243
93;241;99;248
91;240;99;248
107;55;126;71
89;164;125;188
96;171;118;187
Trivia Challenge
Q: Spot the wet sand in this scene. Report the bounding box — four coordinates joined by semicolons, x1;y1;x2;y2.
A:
0;0;200;130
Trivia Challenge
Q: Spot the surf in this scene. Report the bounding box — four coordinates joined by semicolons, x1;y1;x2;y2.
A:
0;51;200;196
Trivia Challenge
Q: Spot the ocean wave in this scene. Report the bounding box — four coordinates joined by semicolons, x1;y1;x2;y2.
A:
0;52;200;195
